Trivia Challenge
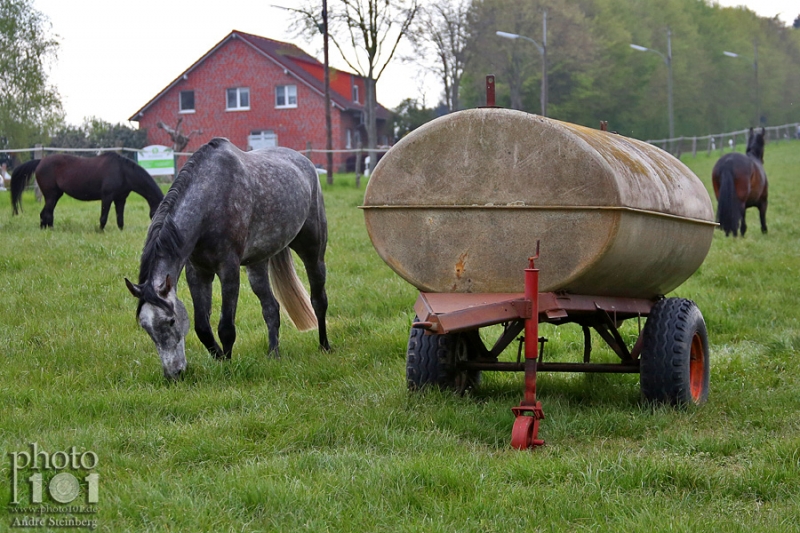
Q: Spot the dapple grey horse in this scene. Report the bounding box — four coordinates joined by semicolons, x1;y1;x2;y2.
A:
126;138;330;378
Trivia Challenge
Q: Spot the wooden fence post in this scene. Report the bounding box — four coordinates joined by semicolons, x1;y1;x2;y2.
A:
355;143;363;189
33;144;43;202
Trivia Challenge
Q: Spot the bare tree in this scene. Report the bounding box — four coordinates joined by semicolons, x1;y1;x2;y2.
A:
157;118;202;153
408;0;471;112
289;0;419;175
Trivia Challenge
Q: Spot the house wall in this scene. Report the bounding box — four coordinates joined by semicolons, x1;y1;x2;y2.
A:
293;61;367;108
136;38;358;170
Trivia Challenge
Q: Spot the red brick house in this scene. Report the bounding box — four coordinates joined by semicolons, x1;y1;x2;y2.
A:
129;30;392;171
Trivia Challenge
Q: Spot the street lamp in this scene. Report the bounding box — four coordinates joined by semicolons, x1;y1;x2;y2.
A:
723;44;760;126
496;12;548;116
630;29;674;144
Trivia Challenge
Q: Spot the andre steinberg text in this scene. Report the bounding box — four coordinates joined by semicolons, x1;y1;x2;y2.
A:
8;443;100;530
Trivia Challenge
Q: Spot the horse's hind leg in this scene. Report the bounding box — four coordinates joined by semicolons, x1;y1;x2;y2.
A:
114;194;129;230
99;195;113;230
246;261;282;356
293;244;330;351
759;199;768;234
39;190;63;228
739;203;747;237
186;263;224;359
307;258;330;351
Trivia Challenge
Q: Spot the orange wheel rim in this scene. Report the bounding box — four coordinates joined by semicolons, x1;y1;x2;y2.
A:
689;333;706;402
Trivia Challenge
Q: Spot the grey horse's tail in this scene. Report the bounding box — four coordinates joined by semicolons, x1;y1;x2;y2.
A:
268;248;318;331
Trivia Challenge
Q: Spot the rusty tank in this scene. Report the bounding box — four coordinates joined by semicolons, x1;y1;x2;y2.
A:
362;108;715;298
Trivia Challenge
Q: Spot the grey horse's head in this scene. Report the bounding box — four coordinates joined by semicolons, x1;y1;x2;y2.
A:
125;275;190;379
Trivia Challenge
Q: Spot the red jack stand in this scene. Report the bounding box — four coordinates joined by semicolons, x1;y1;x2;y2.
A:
510;247;546;449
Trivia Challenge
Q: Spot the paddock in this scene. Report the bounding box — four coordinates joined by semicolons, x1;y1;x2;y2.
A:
1;140;799;529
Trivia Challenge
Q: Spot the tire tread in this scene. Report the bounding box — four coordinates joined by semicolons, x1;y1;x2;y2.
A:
641;298;709;406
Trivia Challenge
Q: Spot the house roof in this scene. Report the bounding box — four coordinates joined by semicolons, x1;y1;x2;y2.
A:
129;30;390;121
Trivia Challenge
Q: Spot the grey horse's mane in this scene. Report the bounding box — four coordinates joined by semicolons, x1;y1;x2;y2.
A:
135;138;227;312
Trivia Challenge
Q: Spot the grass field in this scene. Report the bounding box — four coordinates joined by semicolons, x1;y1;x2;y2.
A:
1;138;799;532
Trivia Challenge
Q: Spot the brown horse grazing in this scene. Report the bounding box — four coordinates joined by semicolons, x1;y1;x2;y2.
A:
10;152;165;229
711;127;768;237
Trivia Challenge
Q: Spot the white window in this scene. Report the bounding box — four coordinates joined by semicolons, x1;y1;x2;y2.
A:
346;129;352;149
276;85;297;108
226;87;250;110
179;90;195;113
352;84;359;103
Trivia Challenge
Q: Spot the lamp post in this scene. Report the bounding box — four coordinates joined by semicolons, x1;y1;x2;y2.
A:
723;43;760;126
496;12;548;116
630;29;674;144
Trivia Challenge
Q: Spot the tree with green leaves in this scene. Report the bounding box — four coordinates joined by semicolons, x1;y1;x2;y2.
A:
459;0;800;141
0;0;63;151
48;117;148;158
391;98;437;140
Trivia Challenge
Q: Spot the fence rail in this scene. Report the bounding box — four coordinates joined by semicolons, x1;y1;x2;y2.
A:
0;145;391;159
645;123;800;157
0;144;392;191
2;122;799;163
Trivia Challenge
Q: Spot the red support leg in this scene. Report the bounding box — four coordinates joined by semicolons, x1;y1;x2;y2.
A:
510;251;545;449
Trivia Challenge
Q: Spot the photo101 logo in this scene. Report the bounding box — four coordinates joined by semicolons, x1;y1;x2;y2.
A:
8;443;99;530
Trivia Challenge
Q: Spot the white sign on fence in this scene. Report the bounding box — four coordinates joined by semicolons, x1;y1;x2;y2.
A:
138;145;174;176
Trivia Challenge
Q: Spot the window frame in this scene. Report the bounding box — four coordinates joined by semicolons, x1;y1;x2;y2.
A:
275;85;298;109
226;87;250;111
179;90;195;113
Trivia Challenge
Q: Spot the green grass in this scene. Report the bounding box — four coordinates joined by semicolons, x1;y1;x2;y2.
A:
1;139;799;532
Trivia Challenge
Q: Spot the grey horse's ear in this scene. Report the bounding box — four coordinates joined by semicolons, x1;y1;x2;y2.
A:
158;274;174;299
125;278;142;298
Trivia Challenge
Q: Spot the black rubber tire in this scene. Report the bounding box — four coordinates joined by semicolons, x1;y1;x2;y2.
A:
406;322;481;394
640;298;710;406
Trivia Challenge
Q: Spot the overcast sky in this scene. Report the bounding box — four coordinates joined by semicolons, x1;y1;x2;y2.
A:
31;0;799;127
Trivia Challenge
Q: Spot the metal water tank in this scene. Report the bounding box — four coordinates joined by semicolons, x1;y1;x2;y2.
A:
362;108;715;298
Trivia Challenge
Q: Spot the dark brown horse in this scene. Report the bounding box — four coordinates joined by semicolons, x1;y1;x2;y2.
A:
711;127;768;237
10;152;164;229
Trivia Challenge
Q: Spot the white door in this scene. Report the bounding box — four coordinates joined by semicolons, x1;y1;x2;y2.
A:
248;131;277;151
